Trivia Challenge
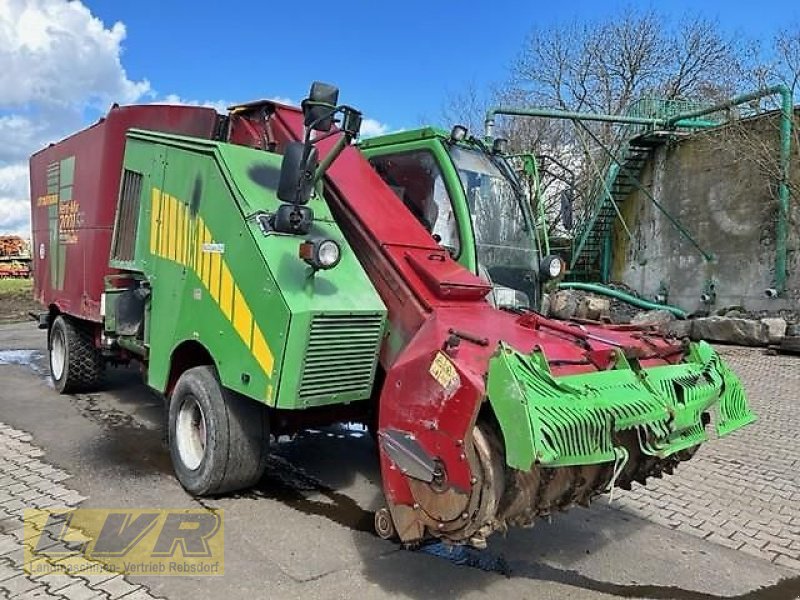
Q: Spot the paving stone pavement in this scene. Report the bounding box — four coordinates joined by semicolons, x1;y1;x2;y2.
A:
0;422;165;600
614;345;800;571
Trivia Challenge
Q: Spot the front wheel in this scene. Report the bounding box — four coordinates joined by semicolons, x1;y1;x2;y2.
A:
168;366;270;495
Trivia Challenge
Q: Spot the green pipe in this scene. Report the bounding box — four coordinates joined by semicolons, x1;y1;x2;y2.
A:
667;85;793;294
485;108;661;137
601;229;613;283
484;107;717;138
558;281;688;319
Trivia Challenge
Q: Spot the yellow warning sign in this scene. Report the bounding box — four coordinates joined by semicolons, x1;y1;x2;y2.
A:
429;351;460;392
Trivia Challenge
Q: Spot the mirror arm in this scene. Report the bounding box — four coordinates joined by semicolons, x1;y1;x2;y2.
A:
313;133;351;185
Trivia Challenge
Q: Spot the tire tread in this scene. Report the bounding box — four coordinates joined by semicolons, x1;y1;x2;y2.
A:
50;315;103;393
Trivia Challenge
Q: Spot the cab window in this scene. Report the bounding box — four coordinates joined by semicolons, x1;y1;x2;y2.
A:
369;151;460;256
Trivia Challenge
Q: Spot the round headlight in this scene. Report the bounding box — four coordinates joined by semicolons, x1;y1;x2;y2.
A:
299;238;341;270
317;239;341;268
539;254;565;280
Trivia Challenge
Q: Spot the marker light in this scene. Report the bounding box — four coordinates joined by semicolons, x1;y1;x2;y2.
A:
450;125;468;142
492;137;509;154
299;238;341;270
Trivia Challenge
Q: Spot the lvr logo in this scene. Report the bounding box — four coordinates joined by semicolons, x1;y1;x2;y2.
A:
25;509;224;576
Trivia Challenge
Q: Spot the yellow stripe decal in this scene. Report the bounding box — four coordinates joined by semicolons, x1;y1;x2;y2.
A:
150;188;160;255
232;286;252;347
219;263;233;320
194;218;203;275
183;204;191;266
164;195;173;260
167;194;175;260
209;251;221;302
176;201;185;266
201;226;211;290
251;327;275;376
158;192;167;258
149;187;275;388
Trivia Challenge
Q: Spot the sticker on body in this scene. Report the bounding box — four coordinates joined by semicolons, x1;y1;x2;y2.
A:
429;351;461;397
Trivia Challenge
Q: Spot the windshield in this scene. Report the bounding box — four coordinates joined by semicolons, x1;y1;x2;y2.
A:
449;145;539;301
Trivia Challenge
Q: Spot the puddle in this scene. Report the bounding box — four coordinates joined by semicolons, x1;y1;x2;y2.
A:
0;349;45;373
69;392;149;431
88;427;173;477
69;390;172;477
236;454;374;534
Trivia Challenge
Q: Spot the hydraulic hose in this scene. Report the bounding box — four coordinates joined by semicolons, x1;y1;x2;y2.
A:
557;281;687;319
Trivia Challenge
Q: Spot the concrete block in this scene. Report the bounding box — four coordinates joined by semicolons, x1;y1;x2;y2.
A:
666;319;693;338
760;317;787;344
585;296;611;320
631;309;675;330
691;317;769;346
549;290;579;320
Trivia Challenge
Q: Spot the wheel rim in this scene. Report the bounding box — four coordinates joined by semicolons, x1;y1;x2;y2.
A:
50;328;66;381
176;394;207;471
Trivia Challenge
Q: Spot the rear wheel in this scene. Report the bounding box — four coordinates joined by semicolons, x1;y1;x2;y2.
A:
169;366;270;496
48;315;103;393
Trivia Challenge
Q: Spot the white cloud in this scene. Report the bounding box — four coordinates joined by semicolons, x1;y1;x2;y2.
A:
152;94;296;115
267;96;295;106
0;164;32;236
0;0;149;235
359;118;391;139
157;94;231;115
0;0;149;108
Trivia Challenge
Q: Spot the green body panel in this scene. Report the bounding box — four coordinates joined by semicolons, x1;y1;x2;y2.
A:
109;130;386;409
487;340;756;470
359;130;478;273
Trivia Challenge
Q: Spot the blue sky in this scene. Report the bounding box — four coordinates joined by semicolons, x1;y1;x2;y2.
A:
0;0;798;235
84;0;800;131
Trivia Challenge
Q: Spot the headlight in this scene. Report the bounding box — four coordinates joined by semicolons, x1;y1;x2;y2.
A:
539;254;565;280
450;125;468;142
299;238;341;270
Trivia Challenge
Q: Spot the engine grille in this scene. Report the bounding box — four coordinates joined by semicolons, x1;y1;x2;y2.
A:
298;313;384;403
111;169;143;262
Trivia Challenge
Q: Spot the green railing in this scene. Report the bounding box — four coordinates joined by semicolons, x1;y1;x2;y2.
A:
569;97;721;278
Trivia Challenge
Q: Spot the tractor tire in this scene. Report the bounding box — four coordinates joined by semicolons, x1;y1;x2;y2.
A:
169;366;270;496
48;315;104;394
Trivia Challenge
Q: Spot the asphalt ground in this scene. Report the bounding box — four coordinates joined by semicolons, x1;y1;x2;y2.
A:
0;321;798;600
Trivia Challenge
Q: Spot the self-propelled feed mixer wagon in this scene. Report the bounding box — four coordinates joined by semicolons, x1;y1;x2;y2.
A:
30;83;755;548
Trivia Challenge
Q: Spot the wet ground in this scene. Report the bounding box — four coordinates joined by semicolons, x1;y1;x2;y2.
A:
0;321;798;599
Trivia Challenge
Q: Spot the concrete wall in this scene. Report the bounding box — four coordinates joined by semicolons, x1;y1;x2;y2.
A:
611;109;800;314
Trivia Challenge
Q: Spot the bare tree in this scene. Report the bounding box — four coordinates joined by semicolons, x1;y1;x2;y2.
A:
439;80;495;135
510;11;742;114
441;9;754;236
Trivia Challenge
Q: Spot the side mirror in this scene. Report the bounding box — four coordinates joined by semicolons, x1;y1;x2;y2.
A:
341;107;363;137
301;82;339;132
278;141;319;205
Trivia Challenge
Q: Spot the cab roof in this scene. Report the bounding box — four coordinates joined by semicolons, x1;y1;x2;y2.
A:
357;126;451;149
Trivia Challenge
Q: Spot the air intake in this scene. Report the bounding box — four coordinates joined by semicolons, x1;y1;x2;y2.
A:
298;313;384;405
